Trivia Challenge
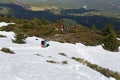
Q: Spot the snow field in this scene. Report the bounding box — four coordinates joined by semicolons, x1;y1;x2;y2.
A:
0;22;119;80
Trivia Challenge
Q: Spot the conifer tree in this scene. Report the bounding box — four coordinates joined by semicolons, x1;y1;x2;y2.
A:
102;24;115;36
33;17;41;27
91;25;96;30
102;24;119;51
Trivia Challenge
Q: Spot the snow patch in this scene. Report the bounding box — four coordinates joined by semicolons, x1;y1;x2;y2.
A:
0;22;14;27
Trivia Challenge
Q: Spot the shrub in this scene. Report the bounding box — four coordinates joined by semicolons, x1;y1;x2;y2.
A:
62;61;68;65
103;34;119;52
34;54;43;57
12;39;26;44
1;25;14;31
102;25;119;51
72;57;88;65
12;33;26;44
0;34;6;37
46;60;58;64
1;47;15;54
59;53;67;56
72;57;120;80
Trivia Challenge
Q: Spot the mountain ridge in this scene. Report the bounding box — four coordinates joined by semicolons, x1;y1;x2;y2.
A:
0;0;120;12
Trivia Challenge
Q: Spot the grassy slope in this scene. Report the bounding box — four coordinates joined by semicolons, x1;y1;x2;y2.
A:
0;18;103;46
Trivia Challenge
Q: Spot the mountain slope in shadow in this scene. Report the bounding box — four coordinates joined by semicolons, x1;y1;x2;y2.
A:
0;3;120;30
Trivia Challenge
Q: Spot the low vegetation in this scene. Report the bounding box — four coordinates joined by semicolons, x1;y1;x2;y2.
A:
46;60;58;64
59;53;67;56
34;54;44;57
12;33;26;44
0;16;119;51
61;61;68;65
49;26;103;46
72;57;120;80
102;24;119;51
0;34;6;37
1;47;15;54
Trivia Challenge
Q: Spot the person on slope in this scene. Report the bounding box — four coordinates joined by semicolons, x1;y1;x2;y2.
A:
60;24;65;31
41;38;50;48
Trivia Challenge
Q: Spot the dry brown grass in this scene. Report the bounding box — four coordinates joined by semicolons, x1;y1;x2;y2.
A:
48;25;103;46
0;21;104;46
72;57;120;80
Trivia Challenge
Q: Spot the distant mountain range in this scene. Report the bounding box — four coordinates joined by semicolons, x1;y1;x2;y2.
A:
0;0;120;12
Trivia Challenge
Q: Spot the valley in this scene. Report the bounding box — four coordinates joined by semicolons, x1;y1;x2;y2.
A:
0;3;120;30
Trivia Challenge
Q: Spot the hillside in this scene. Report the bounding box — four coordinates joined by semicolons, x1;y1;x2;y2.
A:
0;0;120;30
0;0;120;12
18;0;120;12
0;17;104;46
0;22;120;80
0;3;120;30
0;16;120;47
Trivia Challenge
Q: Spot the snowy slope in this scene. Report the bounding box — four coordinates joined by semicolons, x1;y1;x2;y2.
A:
0;22;120;80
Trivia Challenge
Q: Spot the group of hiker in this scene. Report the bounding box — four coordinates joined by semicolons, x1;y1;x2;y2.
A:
41;38;50;48
60;24;69;34
40;24;68;48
